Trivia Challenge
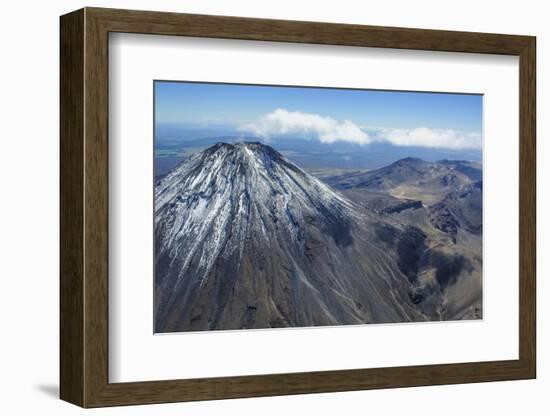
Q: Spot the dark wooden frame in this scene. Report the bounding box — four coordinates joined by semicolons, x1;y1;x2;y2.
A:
60;7;536;408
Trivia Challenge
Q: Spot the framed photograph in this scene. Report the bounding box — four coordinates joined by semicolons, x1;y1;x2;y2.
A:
60;7;536;407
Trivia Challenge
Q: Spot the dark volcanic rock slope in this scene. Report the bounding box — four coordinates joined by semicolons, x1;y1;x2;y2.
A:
155;143;426;332
326;157;479;204
326;158;483;321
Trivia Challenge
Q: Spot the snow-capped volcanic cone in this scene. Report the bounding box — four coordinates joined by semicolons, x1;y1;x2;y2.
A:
154;142;424;332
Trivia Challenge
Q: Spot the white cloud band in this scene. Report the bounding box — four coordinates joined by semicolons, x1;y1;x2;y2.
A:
379;127;482;150
240;109;482;150
240;108;371;145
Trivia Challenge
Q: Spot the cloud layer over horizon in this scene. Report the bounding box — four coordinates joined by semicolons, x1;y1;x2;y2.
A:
240;109;371;145
240;108;482;150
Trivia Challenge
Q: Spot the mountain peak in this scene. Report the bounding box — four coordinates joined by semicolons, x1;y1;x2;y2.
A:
207;141;270;150
391;157;426;166
235;141;265;147
154;141;369;331
437;159;471;166
236;141;282;156
203;141;283;160
154;141;439;332
155;141;356;257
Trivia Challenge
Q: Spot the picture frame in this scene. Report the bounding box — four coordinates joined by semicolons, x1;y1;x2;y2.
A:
60;7;536;408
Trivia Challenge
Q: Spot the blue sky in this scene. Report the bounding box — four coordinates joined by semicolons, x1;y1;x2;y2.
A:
155;81;482;150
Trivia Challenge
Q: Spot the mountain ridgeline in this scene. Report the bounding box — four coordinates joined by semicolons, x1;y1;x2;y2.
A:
155;142;482;333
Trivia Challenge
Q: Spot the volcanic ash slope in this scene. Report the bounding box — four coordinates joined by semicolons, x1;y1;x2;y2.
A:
154;142;427;332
